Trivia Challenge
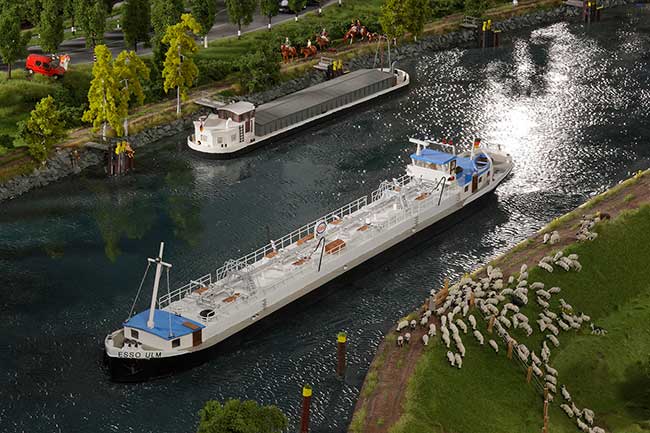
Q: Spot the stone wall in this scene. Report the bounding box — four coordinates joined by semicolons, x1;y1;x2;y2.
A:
0;0;637;203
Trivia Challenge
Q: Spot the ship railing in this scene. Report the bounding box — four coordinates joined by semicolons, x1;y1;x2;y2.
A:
370;174;411;203
213;195;369;283
158;273;212;309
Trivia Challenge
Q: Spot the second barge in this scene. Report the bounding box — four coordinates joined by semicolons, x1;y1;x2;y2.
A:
188;66;410;158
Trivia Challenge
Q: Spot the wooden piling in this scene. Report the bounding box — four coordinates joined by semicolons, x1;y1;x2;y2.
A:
526;366;533;383
336;332;347;378
300;385;312;433
507;340;514;359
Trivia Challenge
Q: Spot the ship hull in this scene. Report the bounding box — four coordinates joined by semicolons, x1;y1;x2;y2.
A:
106;170;510;382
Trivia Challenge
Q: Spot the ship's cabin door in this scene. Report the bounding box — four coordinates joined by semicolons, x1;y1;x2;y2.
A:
192;329;202;347
472;175;478;193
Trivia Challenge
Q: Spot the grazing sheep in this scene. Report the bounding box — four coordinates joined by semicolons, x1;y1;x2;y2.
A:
420;316;429;327
487;304;500;315
441;315;447;327
501;288;514;296
449;323;459;336
397;320;409;332
545;310;558;320
543;233;550;244
545;364;558;376
428;323;437;336
550;231;561;244
397;335;404;347
540;255;554;264
452;305;461;316
424;309;432;318
473;329;484;345
592;427;606;433
454;352;463;369
514;312;529;323
468;314;477;330
580;312;591;322
456;319;468;334
546;382;557;393
577;417;589;432
485;298;499;306
442;332;451;348
558;320;571;332
404;332;411;344
545;374;557;385
517;346;530;363
422;333;429;346
458;343;466;358
520;263;528;274
462;304;470;317
567;253;579;261
410;319;417;330
571;402;583;417
532;363;543;377
447;351;456;366
571;260;582;271
537;297;550;309
517;279;528;288
537;289;551;300
561;385;572;402
505;303;520;313
538;262;554;273
590;323;608;335
548;286;562;294
583;408;594;425
547;324;559;336
556;260;571;271
518;271;529;282
508;275;515;285
560;403;574;417
531;351;541;365
537;319;548;332
489;339;499;353
498;316;512;328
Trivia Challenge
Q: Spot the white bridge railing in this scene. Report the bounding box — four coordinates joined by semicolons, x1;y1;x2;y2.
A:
158;273;212;310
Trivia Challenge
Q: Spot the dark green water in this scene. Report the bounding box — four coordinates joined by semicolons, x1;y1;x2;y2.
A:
1;7;649;432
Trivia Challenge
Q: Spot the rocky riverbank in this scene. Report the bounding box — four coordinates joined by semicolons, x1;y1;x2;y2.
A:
0;0;637;203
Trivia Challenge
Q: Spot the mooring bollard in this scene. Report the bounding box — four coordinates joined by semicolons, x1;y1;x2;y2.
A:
337;332;347;378
300;385;312;433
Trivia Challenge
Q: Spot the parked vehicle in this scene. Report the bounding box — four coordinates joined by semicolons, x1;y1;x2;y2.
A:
25;54;70;79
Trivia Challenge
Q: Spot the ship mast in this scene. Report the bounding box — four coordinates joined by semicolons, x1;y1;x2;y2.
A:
146;242;172;329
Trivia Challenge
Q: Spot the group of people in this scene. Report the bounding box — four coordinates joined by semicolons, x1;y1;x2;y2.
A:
105;141;135;176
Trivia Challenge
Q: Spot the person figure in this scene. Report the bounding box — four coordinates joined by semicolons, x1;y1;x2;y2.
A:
512;0;518;6
284;36;291;48
307;38;312;48
321;28;329;42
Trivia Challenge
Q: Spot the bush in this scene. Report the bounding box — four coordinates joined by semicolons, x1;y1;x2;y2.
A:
238;42;281;93
195;58;234;85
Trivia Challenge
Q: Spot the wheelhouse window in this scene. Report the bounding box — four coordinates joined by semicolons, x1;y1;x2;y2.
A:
172;338;180;348
131;329;139;339
464;185;469;192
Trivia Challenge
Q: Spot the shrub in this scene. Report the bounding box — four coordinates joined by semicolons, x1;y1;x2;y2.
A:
195;58;234;85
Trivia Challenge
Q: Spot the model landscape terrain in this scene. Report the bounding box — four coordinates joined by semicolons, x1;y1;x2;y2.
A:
1;0;649;432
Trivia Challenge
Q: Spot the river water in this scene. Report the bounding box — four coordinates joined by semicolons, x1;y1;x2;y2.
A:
1;6;649;433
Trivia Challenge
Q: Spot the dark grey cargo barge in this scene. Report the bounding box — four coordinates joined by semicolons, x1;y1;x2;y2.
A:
189;67;410;157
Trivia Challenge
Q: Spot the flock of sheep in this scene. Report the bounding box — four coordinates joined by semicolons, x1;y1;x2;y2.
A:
393;221;609;433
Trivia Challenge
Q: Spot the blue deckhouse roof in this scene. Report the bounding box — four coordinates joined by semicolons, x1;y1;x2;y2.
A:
410;149;456;165
124;309;204;340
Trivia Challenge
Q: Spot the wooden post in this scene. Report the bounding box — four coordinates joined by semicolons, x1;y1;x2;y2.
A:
526;366;533;383
469;292;475;308
487;315;495;334
543;389;549;433
507;340;514;359
300;385;312;433
336;332;347;378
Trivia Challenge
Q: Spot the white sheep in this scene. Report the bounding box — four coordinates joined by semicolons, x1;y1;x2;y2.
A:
547;324;559;336
571;402;583;417
546;382;557;393
452;305;461;316
410;319;417;330
544;310;558;320
404;332;411;344
537;319;547;332
550;231;561;244
561;385;572;402
517;346;529;363
530;351;541;365
508;275;515;284
567;253;579;261
592;427;606;433
422;333;429;346
456;318;468;334
540;255;554;264
538;262;554;273
576;417;589;432
545;364;558;376
468;314;477;330
517;279;528;288
558;320;570;332
452;333;462;346
543;233;550;244
489;339;499;353
428;323;437;336
441;315;447;327
498;316;512;328
487;304;500;315
536;289;552;300
580;312;591;322
548;286;562;294
532;363;543;377
583;408;594;425
505;303;520;313
530;281;545;290
545;374;557;385
556;260;571;271
449;322;459;336
518;271;528;282
454;352;463;369
473;329;484;345
397;320;409;332
537;297;550;309
397;335;404;347
458;342;466;358
424;309;432;318
420;316;429;327
442;332;451;348
560;403;574;417
447;351;456;366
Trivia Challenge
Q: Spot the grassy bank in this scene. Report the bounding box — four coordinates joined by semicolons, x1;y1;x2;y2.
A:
353;170;650;433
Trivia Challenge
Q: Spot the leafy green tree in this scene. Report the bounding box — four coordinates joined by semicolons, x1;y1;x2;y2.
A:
18;96;67;163
24;0;44;27
225;0;257;39
114;50;150;136
151;0;184;53
122;0;151;51
403;0;432;41
39;0;64;53
161;14;202;115
288;0;307;21
380;0;406;41
189;0;218;48
197;399;287;433
82;45;122;141
76;0;107;48
63;0;77;34
238;42;280;93
464;0;489;17
0;6;31;79
259;0;279;30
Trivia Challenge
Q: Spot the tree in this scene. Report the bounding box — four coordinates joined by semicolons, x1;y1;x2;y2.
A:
39;0;64;53
288;0;307;21
189;0;218;48
464;0;489;18
238;42;281;93
380;0;407;41
18;96;67;163
403;0;431;41
122;0;151;51
259;0;279;30
0;6;31;79
114;50;150;136
82;45;122;141
151;0;184;53
76;0;107;48
161;14;202;115
197;399;287;433
225;0;257;39
63;0;77;34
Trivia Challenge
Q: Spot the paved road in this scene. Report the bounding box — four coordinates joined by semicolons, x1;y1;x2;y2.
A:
2;1;336;71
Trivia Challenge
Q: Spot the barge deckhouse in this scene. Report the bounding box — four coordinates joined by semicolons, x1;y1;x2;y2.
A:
105;138;513;381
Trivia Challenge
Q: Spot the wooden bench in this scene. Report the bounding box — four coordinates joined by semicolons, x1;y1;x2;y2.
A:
325;239;346;254
297;233;315;245
314;56;334;71
460;16;480;29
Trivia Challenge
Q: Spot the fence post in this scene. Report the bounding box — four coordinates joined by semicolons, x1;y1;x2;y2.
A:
507;340;514;359
526;366;533;383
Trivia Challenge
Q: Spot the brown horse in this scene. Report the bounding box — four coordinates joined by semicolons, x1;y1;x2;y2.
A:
315;35;329;51
301;45;318;59
281;44;297;63
343;25;370;44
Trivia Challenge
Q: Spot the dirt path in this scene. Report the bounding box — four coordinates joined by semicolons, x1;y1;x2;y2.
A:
351;171;650;432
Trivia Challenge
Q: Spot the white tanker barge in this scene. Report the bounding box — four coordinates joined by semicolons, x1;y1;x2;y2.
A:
105;138;513;381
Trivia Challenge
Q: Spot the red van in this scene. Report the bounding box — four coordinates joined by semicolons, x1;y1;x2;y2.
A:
25;54;69;79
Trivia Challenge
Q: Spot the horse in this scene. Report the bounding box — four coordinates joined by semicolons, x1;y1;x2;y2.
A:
301;45;318;59
315;35;329;51
343;25;370;44
281;44;297;63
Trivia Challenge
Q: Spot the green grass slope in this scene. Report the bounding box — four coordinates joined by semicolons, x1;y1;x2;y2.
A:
392;204;650;433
